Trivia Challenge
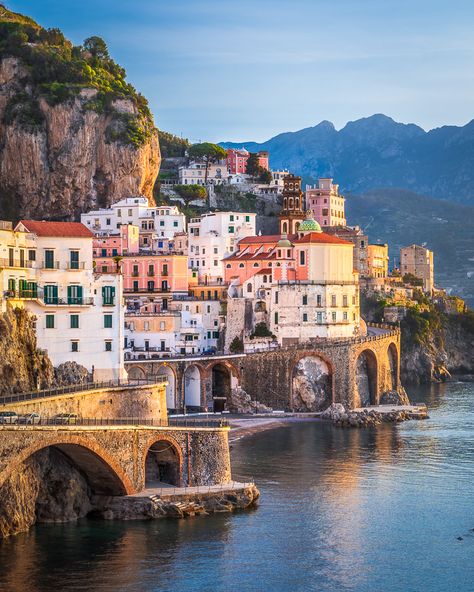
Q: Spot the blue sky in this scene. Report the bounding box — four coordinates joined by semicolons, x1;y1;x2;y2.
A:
7;0;474;142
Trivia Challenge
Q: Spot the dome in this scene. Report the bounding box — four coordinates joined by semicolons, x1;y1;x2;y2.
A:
277;232;292;247
298;217;322;232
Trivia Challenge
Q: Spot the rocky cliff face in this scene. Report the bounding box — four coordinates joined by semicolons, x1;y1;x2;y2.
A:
0;57;160;220
0;448;92;538
0;305;53;394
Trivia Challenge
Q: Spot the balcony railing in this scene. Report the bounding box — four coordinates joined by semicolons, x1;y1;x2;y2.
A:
124;287;170;294
0;258;34;269
66;262;86;270
3;289;38;300
102;298;116;307
41;261;60;269
42;297;94;306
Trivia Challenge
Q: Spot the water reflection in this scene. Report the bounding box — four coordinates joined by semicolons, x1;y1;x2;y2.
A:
1;382;474;592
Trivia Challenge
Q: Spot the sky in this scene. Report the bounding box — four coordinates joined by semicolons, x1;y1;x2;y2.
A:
7;0;474;142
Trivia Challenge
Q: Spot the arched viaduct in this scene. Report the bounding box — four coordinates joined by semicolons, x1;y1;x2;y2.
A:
125;327;402;412
0;425;231;496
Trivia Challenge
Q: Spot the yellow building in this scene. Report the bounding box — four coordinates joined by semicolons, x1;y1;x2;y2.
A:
367;244;389;278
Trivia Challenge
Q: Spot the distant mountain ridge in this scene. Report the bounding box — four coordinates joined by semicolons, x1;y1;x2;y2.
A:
220;114;474;204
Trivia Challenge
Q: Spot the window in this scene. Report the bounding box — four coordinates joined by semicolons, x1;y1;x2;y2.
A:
317;295;322;307
28;249;36;261
132;265;139;276
302;295;308;305
332;312;337;322
105;341;112;352
106;218;111;225
101;248;107;257
299;250;305;265
70;314;79;329
128;209;132;216
343;295;348;307
331;295;337;307
112;248;118;257
44;250;54;269
117;209;122;217
317;312;322;323
173;221;178;227
71;341;79;352
275;291;278;304
352;295;356;305
46;314;55;329
148;264;155;276
67;285;83;305
303;313;308;322
247;283;252;293
245;215;250;222
343;312;348;321
70;250;79;269
102;285;116;305
144;321;150;331
230;214;234;221
160;220;164;227
228;226;234;233
104;314;112;328
274;312;279;324
214;247;218;254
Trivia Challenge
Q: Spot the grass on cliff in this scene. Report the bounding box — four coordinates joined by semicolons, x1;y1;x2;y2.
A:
0;5;155;148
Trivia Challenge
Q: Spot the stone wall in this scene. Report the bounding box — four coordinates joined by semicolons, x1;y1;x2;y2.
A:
1;384;167;421
0;425;232;495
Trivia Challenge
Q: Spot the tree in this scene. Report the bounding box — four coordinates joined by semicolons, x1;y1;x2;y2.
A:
229;336;244;353
83;36;109;60
174;184;207;206
188;142;227;185
245;153;260;177
259;169;273;184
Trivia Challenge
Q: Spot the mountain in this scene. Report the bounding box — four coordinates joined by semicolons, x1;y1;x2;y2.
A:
0;5;160;220
346;188;474;304
220;114;474;205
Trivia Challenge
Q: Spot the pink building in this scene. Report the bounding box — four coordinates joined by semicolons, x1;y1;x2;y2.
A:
226;148;270;174
93;224;139;258
224;225;351;286
306;179;346;227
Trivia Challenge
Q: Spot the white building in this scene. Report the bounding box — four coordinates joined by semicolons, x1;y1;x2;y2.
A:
0;220;125;381
178;162;229;186
188;211;256;282
81;196;186;240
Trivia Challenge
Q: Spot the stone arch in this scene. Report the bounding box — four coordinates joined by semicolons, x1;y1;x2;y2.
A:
388;342;398;390
159;364;177;409
0;436;134;496
211;363;232;412
183;364;202;409
144;435;183;487
355;349;378;406
291;353;333;412
127;365;147;380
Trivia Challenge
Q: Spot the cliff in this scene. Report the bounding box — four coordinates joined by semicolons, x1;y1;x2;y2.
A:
362;293;474;384
0;6;160;220
0;305;53;394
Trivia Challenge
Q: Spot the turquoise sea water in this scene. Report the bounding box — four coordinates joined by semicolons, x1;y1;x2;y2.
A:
1;382;474;592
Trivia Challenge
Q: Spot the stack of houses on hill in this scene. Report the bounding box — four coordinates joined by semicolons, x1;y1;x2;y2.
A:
0;160;435;397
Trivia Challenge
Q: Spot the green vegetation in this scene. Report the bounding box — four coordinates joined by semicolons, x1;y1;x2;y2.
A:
250;322;275;339
402;273;423;287
159;131;190;158
229;336;244;354
174;184;207;206
246;152;271;183
188;143;227;184
0;5;155;146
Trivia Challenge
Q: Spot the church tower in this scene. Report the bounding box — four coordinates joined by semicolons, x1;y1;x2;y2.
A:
279;175;306;234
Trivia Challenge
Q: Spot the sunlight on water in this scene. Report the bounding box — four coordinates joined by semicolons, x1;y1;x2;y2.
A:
0;382;473;592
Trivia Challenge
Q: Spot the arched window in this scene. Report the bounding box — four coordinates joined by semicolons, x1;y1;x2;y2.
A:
253;262;259;267
226;263;231;268
295;198;299;208
283;198;287;209
263;275;267;283
282;222;288;233
247;283;252;292
289;198;294;208
239;263;244;268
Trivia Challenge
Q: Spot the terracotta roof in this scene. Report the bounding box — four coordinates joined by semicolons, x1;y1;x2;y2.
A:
225;252;277;262
19;220;94;238
293;232;352;245
238;234;295;245
255;268;272;275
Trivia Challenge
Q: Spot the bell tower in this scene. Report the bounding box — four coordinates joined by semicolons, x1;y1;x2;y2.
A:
279;175;306;234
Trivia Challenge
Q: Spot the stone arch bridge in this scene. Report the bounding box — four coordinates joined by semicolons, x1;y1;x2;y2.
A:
0;424;231;496
125;326;402;412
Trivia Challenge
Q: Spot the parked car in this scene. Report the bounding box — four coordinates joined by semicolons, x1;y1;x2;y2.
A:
53;413;79;425
0;411;18;424
18;412;41;425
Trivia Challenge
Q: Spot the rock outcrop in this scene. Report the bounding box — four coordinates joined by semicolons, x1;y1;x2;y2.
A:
0;448;92;538
54;361;90;386
320;403;428;428
227;387;272;414
0;8;160;220
0;59;160;220
97;485;260;521
0;305;53;394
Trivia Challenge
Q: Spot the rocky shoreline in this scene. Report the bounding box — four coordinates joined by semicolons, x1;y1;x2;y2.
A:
320;403;429;428
94;484;260;521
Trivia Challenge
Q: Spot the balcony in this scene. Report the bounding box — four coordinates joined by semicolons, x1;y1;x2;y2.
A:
41;297;94;306
66;262;86;270
124;287;170;294
0;258;34;269
102;298;116;307
132;272;139;277
41;261;60;270
4;289;38;300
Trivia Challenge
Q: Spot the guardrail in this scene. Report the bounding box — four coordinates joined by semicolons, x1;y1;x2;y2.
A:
0;417;229;429
0;377;168;405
